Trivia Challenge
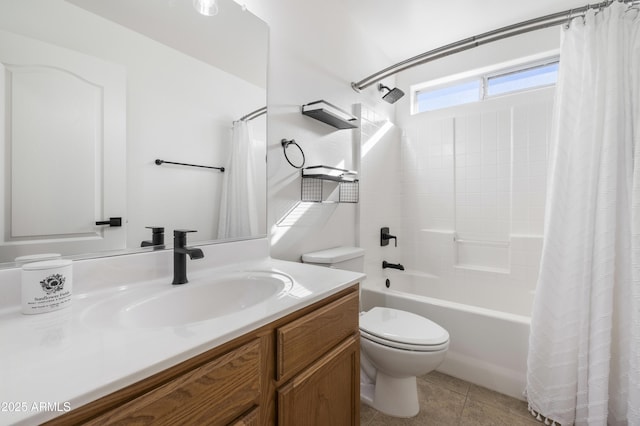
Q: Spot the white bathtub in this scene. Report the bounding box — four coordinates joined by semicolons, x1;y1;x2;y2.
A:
360;271;532;400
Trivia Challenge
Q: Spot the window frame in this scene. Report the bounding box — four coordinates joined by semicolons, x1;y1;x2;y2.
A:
483;58;559;99
411;56;559;115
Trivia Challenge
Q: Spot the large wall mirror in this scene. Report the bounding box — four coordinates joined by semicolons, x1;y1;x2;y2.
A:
0;0;268;267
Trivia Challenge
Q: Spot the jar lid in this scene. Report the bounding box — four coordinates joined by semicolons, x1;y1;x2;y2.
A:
22;259;72;271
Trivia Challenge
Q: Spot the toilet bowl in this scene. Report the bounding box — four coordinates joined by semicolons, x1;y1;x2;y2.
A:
301;247;450;418
359;306;449;417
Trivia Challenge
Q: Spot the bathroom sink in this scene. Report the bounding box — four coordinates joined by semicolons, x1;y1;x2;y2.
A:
81;271;293;328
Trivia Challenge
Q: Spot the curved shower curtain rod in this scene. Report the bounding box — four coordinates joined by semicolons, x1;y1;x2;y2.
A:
351;0;640;92
236;106;267;122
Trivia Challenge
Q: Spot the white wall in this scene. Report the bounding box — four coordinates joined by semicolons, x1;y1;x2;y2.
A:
400;92;553;294
241;0;396;262
395;27;561;126
387;27;561;297
357;105;403;282
240;3;563;280
352;26;561;288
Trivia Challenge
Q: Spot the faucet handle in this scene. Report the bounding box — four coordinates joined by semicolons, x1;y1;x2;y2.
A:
174;229;197;235
174;229;197;239
141;226;165;247
173;229;197;247
380;227;398;247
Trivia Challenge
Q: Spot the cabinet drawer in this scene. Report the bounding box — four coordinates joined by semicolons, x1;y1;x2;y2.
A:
86;339;261;426
230;406;260;426
277;290;358;382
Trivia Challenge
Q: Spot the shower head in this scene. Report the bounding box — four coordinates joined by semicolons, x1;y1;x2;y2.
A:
378;84;405;104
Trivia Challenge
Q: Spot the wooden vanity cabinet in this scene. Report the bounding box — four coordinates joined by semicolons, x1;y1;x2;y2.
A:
44;285;359;426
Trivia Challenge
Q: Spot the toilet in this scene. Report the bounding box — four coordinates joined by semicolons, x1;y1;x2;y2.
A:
302;247;450;418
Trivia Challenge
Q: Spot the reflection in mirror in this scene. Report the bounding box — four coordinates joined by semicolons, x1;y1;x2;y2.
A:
0;0;268;267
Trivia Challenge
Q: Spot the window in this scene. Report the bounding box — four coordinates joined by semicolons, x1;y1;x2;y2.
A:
486;62;559;97
416;80;481;113
413;58;559;114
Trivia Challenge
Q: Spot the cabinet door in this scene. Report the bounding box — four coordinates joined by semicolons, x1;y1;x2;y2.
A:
277;335;359;426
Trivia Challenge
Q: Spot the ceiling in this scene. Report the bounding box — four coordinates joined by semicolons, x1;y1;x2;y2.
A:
343;0;589;64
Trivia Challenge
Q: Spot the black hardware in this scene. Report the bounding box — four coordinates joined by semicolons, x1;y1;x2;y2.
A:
141;226;165;248
95;217;122;227
300;165;359;203
382;261;404;271
302;165;358;182
155;159;224;172
301;100;358;129
172;230;204;285
381;227;397;247
282;139;306;169
378;84;405;104
385;279;391;288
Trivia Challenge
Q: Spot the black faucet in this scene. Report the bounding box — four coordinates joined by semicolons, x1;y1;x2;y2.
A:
141;226;165;249
173;230;204;285
382;261;405;271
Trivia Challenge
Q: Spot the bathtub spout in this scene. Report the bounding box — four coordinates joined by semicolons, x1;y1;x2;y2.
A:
382;261;405;271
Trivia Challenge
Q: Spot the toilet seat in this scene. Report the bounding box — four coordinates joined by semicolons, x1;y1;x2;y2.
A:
360;329;449;352
360;307;449;352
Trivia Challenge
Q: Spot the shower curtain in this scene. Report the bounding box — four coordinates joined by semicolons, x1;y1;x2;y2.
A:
526;3;640;425
217;120;259;239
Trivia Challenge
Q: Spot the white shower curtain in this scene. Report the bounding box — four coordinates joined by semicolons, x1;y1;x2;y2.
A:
526;3;640;425
217;120;259;239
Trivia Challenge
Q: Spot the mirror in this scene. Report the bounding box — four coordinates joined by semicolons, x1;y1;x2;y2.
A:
0;0;268;267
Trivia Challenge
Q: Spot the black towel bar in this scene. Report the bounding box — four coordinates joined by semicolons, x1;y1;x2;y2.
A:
155;159;224;172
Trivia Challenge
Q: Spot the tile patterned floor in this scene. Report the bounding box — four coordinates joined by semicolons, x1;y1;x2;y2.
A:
360;371;541;426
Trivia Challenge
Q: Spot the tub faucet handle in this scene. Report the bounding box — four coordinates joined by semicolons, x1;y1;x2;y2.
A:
381;227;398;247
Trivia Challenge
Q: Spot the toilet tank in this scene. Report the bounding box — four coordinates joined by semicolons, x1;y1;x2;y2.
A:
301;246;365;272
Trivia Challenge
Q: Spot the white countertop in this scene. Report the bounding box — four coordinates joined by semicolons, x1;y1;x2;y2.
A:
0;242;364;425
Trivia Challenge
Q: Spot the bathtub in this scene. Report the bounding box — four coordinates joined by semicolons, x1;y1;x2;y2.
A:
360;271;532;400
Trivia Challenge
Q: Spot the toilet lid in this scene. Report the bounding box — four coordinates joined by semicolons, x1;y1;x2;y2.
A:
359;307;449;347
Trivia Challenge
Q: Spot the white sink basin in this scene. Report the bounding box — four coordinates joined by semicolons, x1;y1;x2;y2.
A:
81;271;293;328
